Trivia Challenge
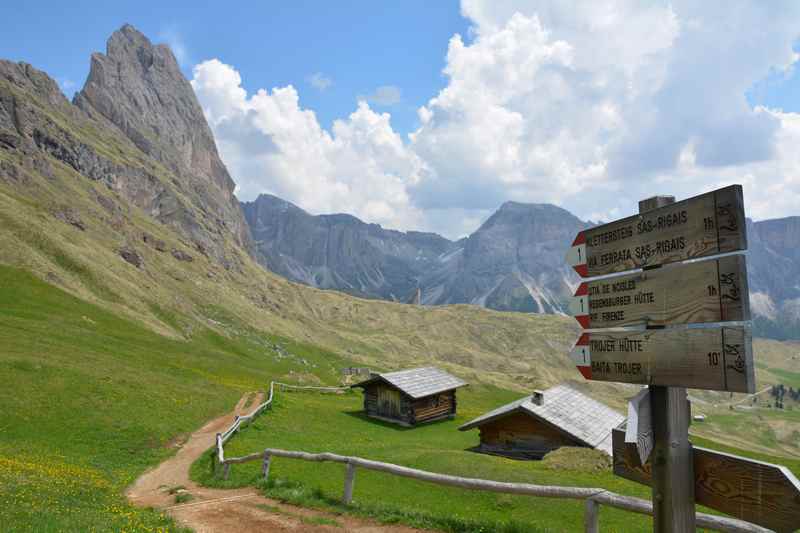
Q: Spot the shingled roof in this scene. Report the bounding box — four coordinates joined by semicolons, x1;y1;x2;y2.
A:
458;384;624;455
351;367;467;399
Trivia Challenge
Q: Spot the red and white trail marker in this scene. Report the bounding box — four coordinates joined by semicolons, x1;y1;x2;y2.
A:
565;232;588;278
569;333;592;380
567;282;590;329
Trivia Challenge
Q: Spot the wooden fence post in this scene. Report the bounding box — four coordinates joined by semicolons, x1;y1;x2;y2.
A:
223;462;231;481
584;499;600;533
262;451;271;480
210;450;216;475
343;462;356;504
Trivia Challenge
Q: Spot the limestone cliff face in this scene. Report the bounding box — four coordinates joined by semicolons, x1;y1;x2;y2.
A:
242;194;454;300
748;217;800;339
242;194;586;312
74;24;252;254
420;202;587;313
0;25;253;269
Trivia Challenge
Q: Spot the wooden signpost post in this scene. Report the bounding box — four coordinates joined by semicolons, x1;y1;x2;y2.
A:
562;186;790;532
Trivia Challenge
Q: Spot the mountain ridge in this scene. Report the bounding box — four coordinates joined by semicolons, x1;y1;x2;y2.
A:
243;193;800;339
244;192;587;311
73;24;253;263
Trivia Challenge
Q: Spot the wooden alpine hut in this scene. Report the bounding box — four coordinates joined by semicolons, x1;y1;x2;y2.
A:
351;367;467;427
459;384;624;459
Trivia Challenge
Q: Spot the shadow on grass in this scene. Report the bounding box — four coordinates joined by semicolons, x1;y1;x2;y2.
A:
341;410;454;432
463;445;545;461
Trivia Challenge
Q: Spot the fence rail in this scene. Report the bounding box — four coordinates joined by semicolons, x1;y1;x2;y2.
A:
212;382;771;533
215;381;349;464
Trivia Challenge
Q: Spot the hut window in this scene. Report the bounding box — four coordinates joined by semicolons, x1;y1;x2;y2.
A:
428;395;441;407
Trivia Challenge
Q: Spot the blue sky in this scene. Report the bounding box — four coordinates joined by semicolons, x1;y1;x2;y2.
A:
2;2;800;238
1;0;469;137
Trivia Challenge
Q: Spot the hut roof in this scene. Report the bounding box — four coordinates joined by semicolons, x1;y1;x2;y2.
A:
351;367;467;399
458;384;624;454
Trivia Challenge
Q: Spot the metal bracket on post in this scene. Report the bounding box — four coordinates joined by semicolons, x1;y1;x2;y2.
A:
639;195;695;532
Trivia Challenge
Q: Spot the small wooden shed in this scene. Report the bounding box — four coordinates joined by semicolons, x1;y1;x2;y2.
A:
459;384;624;459
351;367;467;427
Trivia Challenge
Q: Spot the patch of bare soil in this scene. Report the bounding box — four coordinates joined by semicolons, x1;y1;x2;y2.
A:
127;392;426;532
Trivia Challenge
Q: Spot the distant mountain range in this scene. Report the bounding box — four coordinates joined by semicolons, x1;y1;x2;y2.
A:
243;194;586;315
242;194;800;340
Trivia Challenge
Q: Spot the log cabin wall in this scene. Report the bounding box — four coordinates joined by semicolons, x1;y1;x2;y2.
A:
364;383;414;425
363;383;378;415
412;390;456;424
477;412;582;457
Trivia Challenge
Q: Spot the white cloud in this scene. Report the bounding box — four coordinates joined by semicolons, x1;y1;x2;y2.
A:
308;72;333;91
192;59;425;231
361;85;402;106
192;2;800;238
408;1;800;226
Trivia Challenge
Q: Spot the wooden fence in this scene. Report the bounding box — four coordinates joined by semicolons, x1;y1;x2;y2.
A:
212;383;771;533
215;381;349;465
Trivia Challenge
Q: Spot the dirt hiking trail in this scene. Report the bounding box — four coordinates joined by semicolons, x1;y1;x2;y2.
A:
127;392;426;532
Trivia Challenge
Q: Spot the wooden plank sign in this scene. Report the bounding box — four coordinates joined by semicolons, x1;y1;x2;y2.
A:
566;185;746;278
569;326;754;393
613;427;800;532
568;255;749;329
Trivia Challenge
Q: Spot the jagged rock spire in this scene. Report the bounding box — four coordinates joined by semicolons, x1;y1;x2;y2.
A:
74;24;252;250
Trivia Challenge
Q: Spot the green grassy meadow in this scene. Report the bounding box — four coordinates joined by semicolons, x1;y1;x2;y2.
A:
0;265;350;532
2;259;799;532
193;388;800;533
193;389;648;532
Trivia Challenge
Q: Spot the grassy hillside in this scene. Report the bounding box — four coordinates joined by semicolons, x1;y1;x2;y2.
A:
0;266;351;531
193;389;800;532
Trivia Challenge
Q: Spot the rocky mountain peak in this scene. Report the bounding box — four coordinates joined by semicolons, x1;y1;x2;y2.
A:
73;24;251;251
106;24;172;70
75;24;231;190
473;201;585;245
0;61;67;109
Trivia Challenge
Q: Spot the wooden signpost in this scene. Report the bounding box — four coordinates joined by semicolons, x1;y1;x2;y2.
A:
569;326;754;393
566;185;746;278
612;427;800;532
563;186;779;532
569;255;749;329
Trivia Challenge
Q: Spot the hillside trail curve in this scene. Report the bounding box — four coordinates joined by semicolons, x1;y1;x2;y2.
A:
127;391;426;532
